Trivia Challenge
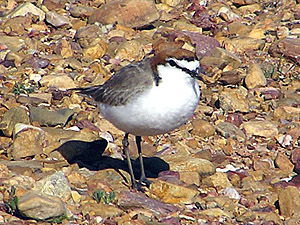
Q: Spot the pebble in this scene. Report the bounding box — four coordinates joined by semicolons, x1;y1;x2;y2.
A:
149;179;199;204
8;2;45;21
33;171;72;202
219;87;250;112
8;124;45;159
0;106;30;137
278;186;300;218
18;191;67;220
45;11;70;28
241;120;278;138
88;0;159;28
29;105;74;127
191;119;215;138
245;63;267;89
201;172;232;189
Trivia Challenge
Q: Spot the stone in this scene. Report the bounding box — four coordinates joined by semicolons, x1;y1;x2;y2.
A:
8;124;45;159
40;74;76;90
33;171;72;201
216;122;246;142
0;36;25;52
115;40;144;61
160;0;182;7
70;5;94;18
183;32;220;58
191;119;215;138
201;172;232;189
269;37;300;65
80;201;123;219
222;37;265;52
29;105;74;127
275;152;294;172
18;191;66;220
45;11;70;28
274;106;300;121
241;120;278;138
179;171;200;186
227;21;250;37
149;179;199;204
245;63;267;89
118;190;178;217
88;0;159;28
161;155;215;175
210;47;242;69
43;0;66;10
218;6;240;21
219;87;249;113
279;186;300;218
0;106;30;137
75;25;107;48
7;2;45;21
201;208;233;218
221;187;241;200
83;39;107;60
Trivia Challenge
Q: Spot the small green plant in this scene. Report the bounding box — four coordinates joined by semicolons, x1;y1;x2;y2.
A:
4;186;18;215
12;82;36;95
92;189;115;204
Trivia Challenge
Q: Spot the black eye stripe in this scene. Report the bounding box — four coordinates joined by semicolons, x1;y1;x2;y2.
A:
165;59;199;78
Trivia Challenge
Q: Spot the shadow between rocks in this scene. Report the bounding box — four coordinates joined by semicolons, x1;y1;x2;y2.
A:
54;139;169;179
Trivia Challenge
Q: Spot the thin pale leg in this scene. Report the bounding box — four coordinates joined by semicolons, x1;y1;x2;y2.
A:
135;136;150;186
123;133;137;189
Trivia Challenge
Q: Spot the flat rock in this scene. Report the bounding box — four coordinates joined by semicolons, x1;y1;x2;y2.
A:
201;47;242;69
8;124;45;159
222;37;265;52
7;2;45;21
275;152;294;172
88;0;159;28
29;105;74;127
33;171;72;201
149;179;199;204
118;190;178;217
216;122;246;142
160;155;215;175
245;63;267;89
0;36;25;52
18;191;66;221
201;208;233;218
191;119;215;138
241;120;278;138
40;74;76;90
219;87;249;113
80;201;123;219
201;172;232;189
0;106;30;137
75;25;107;48
279;186;300;218
269;37;300;65
45;11;70;28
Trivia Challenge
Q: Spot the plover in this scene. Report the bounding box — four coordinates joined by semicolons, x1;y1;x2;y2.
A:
74;48;201;189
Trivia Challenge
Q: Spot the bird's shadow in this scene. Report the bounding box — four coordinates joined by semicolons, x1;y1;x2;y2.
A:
53;139;169;180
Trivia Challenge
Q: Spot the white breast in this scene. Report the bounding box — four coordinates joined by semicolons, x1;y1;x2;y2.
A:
99;64;201;136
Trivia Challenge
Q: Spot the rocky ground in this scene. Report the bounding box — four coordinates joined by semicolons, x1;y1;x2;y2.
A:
0;0;299;224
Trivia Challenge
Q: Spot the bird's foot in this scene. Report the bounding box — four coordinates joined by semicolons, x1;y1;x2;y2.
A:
131;178;151;192
139;177;151;187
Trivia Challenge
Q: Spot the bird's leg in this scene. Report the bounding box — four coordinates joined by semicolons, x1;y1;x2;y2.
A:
122;133;137;189
135;136;151;186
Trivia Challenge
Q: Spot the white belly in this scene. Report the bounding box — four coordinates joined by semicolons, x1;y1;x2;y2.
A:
99;65;201;136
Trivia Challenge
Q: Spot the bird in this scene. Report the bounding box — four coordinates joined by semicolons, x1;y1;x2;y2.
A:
73;48;201;190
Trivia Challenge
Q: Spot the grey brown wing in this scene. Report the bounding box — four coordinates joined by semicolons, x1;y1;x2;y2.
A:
78;59;155;106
